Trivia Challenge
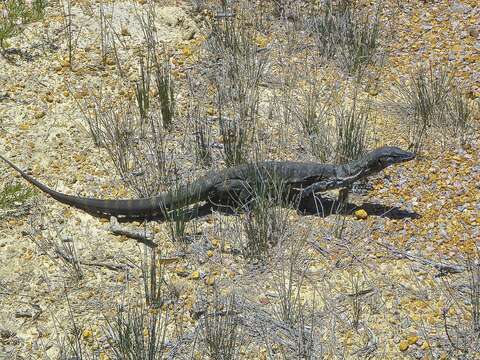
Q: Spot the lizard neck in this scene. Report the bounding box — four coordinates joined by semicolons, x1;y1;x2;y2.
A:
336;156;370;185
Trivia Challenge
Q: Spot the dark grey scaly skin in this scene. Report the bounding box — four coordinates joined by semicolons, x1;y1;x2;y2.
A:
0;146;414;221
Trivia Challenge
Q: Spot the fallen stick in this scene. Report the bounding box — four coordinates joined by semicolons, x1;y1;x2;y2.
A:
379;242;466;277
109;216;155;247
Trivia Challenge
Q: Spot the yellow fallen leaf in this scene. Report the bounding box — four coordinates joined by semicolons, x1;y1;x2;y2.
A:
190;271;200;280
421;341;430;350
354;209;368;220
82;329;93;339
182;46;192;57
399;340;409;352
255;35;268;48
407;335;419;345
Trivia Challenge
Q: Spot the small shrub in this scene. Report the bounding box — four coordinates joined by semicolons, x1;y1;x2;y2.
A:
166;208;189;243
54;296;99;360
203;292;241;360
164;182;194;243
332;93;369;164
0;182;34;210
53;236;84;281
270;236;319;359
61;0;74;69
310;0;382;74
348;272;367;330
405;65;451;152
141;245;167;307
205;3;267;165
388;65;475;152
135;57;151;121
282;62;326;161
445;88;474;146
105;303;169;360
336;3;382;74
467;257;480;335
220;117;249;167
241;168;290;261
187;78;214;168
26;208;84;281
438;251;480;356
294;77;331;149
134;53;175;131
154;55;175;131
81;95;176;198
294;83;370;219
295;87;369;165
273;238;308;327
194;117;213;168
136;5;176;131
0;0;47;49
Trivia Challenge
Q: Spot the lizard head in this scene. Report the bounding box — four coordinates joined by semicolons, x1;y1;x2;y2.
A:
366;146;415;172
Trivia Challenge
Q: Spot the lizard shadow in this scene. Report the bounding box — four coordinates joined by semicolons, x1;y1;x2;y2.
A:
179;195;420;221
295;196;421;219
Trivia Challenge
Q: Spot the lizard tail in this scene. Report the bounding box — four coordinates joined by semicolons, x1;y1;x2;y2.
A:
0;155;166;218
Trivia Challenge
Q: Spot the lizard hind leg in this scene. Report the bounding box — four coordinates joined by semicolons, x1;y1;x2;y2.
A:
207;179;253;214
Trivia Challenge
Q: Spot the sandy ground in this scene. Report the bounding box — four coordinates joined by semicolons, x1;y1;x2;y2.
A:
0;0;479;359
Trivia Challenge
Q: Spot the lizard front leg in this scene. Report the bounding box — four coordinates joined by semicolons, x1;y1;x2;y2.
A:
298;180;351;214
299;179;339;197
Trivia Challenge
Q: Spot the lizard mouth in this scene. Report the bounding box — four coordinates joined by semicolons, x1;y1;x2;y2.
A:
398;151;415;162
386;149;415;164
401;151;416;162
379;151;415;168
